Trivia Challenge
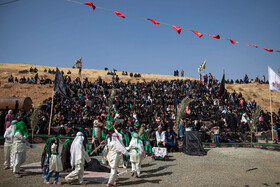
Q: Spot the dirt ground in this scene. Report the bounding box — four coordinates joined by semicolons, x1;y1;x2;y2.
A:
0;144;280;187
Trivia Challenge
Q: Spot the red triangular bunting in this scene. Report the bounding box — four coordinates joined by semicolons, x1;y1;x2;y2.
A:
208;34;220;39
247;44;258;48
84;2;96;10
114;11;125;18
192;30;203;38
147;19;160;25
263;48;273;52
172;26;181;34
227;39;235;45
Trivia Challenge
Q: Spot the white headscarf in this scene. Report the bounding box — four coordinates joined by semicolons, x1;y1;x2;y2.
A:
4;120;17;142
111;133;129;155
70;132;85;167
129;133;144;154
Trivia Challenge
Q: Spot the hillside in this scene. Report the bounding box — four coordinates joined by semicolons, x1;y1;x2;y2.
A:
0;63;279;112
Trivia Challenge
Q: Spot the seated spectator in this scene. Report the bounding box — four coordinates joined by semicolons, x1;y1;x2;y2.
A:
165;127;177;152
19;76;26;83
33;67;38;73
30;67;33;72
40;77;46;85
222;131;235;143
156;125;165;147
8;75;14;82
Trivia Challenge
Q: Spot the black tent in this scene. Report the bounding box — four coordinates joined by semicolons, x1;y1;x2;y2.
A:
183;131;207;156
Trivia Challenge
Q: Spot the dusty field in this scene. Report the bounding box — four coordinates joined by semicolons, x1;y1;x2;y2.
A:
0;144;280;187
0;63;279;112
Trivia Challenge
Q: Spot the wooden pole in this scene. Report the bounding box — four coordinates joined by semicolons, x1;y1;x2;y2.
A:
270;90;274;142
48;90;55;135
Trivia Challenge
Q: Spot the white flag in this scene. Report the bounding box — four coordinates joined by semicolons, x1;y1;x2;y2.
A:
202;60;206;70
198;60;206;73
268;66;280;92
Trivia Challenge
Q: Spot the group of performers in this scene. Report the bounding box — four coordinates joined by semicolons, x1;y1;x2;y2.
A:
2;116;180;186
4;119;145;186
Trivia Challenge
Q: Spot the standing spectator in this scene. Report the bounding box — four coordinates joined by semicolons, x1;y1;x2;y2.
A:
212;126;220;143
273;123;278;143
5;110;15;129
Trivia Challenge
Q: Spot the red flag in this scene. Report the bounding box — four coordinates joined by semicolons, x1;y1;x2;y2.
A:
147;19;160;25
84;2;96;10
172;26;181;34
247;44;258;48
263;48;273;52
227;39;235;45
192;30;203;38
208;34;220;39
276;51;280;52
114;11;125;18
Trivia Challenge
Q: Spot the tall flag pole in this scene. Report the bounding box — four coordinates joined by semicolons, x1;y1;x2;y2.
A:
48;68;74;135
268;66;280;141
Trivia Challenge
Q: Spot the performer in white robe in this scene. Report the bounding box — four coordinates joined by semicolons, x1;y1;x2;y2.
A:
65;132;91;184
12;121;31;178
106;133;129;186
3;120;17;170
44;136;63;185
114;128;126;168
126;133;144;177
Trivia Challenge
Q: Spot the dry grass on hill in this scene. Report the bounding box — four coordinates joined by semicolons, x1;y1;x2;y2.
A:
0;63;279;112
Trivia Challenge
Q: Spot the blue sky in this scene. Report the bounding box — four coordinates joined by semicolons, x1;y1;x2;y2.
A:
0;0;279;80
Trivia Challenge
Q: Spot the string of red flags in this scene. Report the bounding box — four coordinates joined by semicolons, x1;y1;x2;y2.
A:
70;0;279;53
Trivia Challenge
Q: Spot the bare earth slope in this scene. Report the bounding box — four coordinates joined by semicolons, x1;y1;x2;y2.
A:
0;63;279;112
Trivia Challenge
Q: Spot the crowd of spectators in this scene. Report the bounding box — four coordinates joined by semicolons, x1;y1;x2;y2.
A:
3;70;280;150
30;74;280;147
224;74;268;84
8;74;52;85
